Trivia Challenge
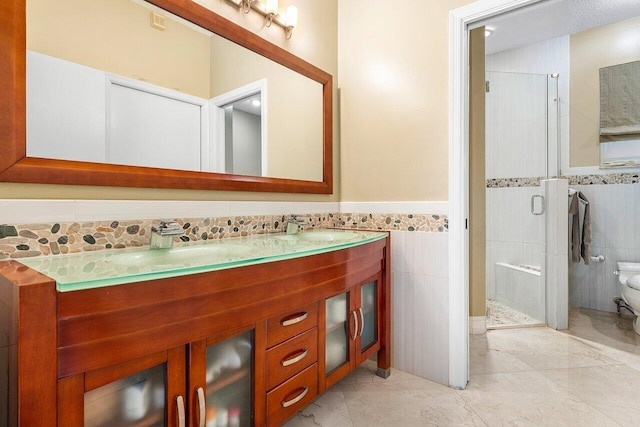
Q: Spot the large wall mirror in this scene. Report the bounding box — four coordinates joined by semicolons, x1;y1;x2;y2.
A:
0;0;333;193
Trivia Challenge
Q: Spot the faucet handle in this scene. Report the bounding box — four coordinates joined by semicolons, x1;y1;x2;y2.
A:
152;220;183;235
289;214;308;225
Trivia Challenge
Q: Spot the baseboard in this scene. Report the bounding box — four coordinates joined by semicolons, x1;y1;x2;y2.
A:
469;316;486;335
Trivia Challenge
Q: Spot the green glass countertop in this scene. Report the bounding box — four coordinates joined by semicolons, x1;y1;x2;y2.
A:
18;230;388;292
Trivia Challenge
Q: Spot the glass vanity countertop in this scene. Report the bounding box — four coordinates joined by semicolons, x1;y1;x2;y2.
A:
18;230;388;292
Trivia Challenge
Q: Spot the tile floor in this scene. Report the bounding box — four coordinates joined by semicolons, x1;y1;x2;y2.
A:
283;307;640;426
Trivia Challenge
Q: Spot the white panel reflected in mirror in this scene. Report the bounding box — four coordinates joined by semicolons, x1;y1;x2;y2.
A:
25;0;323;182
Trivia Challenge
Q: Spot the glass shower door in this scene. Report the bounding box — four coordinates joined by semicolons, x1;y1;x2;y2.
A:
485;71;556;328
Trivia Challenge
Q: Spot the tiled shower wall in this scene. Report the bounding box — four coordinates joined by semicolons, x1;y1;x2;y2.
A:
489;173;640;314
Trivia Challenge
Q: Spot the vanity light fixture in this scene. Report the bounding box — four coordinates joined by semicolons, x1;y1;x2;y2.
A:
265;0;278;27
484;26;495;37
226;0;297;39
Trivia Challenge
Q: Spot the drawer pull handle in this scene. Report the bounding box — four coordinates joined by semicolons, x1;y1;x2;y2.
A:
176;395;186;427
281;386;309;408
281;311;308;326
352;310;358;341
358;307;365;337
281;349;309;367
197;387;205;427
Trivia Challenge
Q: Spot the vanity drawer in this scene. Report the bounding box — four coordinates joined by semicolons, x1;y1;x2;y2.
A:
267;303;318;347
266;328;318;390
266;363;318;426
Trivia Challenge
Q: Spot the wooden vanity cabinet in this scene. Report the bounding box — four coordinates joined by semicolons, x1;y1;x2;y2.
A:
322;272;384;391
58;325;261;427
264;304;319;425
0;236;390;426
57;346;187;427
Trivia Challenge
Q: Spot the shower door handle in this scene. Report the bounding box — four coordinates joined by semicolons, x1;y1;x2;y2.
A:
531;195;545;215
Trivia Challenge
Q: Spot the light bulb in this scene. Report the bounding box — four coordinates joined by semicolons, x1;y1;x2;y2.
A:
286;5;297;28
265;0;278;15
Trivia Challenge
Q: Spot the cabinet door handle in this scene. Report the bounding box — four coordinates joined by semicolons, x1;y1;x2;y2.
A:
281;311;308;326
352;310;358;341
197;387;206;427
358;307;365;337
176;395;186;427
281;386;309;408
281;349;308;367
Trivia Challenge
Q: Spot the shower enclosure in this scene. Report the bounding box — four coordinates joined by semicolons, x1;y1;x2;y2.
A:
485;71;560;328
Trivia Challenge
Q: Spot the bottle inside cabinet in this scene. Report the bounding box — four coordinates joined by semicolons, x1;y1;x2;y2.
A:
205;330;253;427
84;363;165;427
325;292;348;374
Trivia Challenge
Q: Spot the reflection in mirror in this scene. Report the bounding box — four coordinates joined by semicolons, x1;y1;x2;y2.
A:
222;92;263;176
26;0;323;182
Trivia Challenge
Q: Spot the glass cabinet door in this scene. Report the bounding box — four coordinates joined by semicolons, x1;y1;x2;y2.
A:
84;363;166;427
205;330;253;427
325;292;349;374
360;280;378;351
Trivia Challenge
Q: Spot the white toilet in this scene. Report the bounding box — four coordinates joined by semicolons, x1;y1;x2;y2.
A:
615;262;640;335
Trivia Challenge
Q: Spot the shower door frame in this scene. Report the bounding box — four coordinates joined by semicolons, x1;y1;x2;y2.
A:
484;70;551;329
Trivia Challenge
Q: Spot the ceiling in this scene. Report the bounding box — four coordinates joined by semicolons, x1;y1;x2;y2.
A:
479;0;640;54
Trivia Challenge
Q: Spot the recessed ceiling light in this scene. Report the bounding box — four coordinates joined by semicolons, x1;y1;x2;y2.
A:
251;99;261;107
485;27;495;37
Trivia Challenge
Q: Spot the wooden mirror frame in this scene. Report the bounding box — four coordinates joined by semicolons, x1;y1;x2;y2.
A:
0;0;332;194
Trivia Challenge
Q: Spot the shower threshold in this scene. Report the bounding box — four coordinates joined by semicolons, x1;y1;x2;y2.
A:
486;300;545;329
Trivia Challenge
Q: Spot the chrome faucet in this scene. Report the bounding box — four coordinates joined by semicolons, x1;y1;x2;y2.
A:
286;215;308;235
150;220;184;249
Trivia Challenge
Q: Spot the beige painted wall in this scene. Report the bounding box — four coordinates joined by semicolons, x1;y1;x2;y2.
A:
338;0;475;202
210;36;323;182
4;0;337;201
570;16;640;167
469;28;486;318
27;0;212;98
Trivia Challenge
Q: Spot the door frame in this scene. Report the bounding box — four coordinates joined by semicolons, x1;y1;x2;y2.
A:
448;0;544;389
210;79;268;175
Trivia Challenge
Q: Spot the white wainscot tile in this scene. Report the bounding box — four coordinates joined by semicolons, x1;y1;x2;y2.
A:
569;246;607;311
604;184;640;250
0;200;75;224
392;272;449;385
390;231;448;278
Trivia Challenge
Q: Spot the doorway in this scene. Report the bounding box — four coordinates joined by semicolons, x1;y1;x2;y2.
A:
450;0;640;389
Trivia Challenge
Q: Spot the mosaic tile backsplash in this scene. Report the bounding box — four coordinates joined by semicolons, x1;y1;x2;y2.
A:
0;212;448;260
487;172;640;188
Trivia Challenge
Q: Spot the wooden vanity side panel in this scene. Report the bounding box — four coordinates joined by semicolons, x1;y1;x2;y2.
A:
378;236;392;371
56;240;387;378
0;261;57;427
